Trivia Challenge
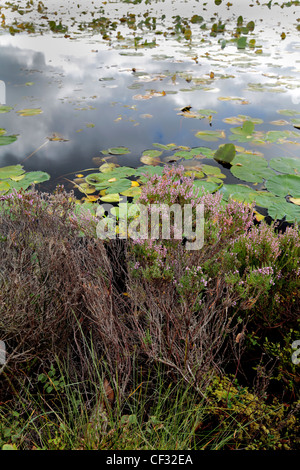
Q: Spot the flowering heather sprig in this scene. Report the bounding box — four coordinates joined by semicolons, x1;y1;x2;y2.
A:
139;165;202;206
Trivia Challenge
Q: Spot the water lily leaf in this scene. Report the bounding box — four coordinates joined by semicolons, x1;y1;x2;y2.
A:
105;179;132;194
214;143;236;164
277;109;300;116
142;149;163;158
230;154;274;183
266;174;300;198
230;120;255;136
109;167;137;178
184;170;205;179
193;180;220;193
267;200;300;222
100;193;120;203
0;181;10;193
78;183;96;194
265;130;295;143
0;106;13;113
135;165;164;181
100;163;118;173
0;135;18;146
237;36;247;49
269;157;300;175
16;108;43;117
173;150;194;159
195;130;225;141
9;171;50;190
219;184;253;201
107;147;131;155
120;186;142;197
140;150;162;165
153;143;177;150
85;173;107;185
0;165;25;179
201;164;226;178
197;109;218;116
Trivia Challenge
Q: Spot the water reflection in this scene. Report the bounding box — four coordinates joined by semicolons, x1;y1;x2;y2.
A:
0;21;299;193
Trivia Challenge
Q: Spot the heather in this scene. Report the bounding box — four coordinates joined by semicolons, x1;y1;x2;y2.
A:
0;168;299;450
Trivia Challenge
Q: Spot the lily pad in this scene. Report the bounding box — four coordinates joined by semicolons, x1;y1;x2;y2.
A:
16;108;43;117
100;193;120;203
0;135;18;146
214;143;236;164
267;200;300;222
104;179;132;194
230;154;275;183
107;147;131;155
277;109;300;116
0;106;13;113
13;171;50;188
269;157;300;175
120;186;142;197
0;165;25;179
266;174;300;198
195;130;225;142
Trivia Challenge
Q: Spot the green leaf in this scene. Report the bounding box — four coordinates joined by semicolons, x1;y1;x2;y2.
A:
9;171;50;191
266;174;300;198
0;165;25;179
0;106;13;113
230;154;275;183
107;147;131;155
105;179;132;194
0;135;18;146
214;143;236;164
195;130;225;142
16;108;43;117
269;157;300;175
237;36;247;49
277;109;300;116
268;200;300;222
85;173;107;185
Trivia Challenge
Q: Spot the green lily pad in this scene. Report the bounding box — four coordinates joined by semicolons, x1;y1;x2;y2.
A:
193;179;220;193
0;106;13;113
214;143;236;164
120;186;142;197
201;164;226;178
135;165;164;181
0;165;25;179
100;193;120;203
277;109;300;116
0;181;10;194
107;147;131;155
230;154;275;183
0;135;18;146
269;157;300;175
16;108;43;117
105;179;132;194
100;163;118;173
267;200;300;222
266;174;300;198
85;173;108;185
12;171;50;189
195;130;225;142
152;143;177;150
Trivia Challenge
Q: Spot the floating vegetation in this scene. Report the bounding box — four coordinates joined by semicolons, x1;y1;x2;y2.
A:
0;165;50;194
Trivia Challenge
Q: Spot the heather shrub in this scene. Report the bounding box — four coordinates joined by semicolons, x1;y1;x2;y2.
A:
0;186;113;384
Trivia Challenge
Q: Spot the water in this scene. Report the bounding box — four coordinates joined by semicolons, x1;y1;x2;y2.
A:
0;0;299;197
